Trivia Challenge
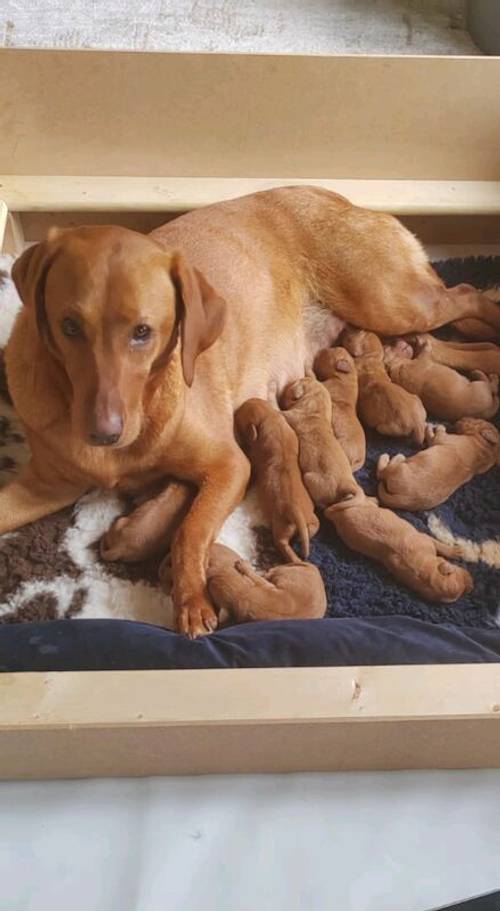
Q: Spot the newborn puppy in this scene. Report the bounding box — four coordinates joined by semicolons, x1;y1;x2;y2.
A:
325;493;472;603
207;543;327;624
280;375;362;508
100;480;194;562
342;327;427;444
313;347;366;470
412;335;500;377
235;398;319;562
384;338;499;421
377;418;500;511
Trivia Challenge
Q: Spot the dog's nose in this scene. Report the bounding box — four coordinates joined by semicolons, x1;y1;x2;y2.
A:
89;412;123;447
89;429;122;447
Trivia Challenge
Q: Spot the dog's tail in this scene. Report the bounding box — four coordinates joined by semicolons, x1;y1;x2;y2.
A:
296;515;310;561
278;537;303;564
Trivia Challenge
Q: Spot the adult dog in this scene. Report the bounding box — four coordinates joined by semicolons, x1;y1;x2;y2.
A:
2;186;499;636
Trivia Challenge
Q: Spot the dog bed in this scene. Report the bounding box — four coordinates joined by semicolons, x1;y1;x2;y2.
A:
0;255;499;671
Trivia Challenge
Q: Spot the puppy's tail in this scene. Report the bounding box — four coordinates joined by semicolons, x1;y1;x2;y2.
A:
278;537;303;564
296;516;310;561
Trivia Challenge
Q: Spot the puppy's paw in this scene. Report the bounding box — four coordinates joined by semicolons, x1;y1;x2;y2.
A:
175;594;219;639
99;516;129;561
376;453;391;476
234;559;254;577
424;423;444;447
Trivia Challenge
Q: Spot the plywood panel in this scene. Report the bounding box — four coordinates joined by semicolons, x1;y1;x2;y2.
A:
3;176;500;215
1;666;500;778
0;50;499;180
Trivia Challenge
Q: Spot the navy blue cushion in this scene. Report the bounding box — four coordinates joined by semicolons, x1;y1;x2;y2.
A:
1;616;500;671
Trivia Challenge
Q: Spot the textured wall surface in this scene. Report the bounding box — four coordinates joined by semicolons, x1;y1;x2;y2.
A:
1;0;478;55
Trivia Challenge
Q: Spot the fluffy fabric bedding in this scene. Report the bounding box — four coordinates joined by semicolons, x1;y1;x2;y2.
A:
0;254;499;669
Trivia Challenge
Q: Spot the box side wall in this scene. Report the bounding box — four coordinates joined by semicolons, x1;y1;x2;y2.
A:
1;50;499;180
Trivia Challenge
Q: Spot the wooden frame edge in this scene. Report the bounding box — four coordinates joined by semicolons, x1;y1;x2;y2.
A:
1;666;500;778
2;177;500;216
0;199;6;250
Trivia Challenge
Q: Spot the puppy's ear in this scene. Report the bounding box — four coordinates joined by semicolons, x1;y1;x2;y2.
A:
11;242;58;351
245;423;258;444
170;252;226;387
480;425;499;446
291;381;305;401
342;330;364;357
336;358;351;373
437;560;453;576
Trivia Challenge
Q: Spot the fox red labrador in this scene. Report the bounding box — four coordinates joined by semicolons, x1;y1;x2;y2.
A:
2;186;499;635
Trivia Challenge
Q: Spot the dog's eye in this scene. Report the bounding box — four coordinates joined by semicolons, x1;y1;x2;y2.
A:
131;324;152;344
61;318;82;339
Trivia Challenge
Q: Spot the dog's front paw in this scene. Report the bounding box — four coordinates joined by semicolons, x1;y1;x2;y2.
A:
175;594;219;639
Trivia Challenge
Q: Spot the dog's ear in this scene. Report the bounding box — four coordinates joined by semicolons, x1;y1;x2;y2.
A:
437;560;453;576
336;358;351;374
480;425;499;446
342;330;364;357
11;242;58;350
170;252;226;387
290;381;305;401
244;422;258;444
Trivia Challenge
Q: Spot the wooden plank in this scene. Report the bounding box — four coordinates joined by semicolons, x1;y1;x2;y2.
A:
2;177;500;216
1;666;500;778
0;50;499;180
0;200;6;249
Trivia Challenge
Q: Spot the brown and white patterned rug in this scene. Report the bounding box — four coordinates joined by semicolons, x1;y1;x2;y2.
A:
2;252;499;630
0;255;275;628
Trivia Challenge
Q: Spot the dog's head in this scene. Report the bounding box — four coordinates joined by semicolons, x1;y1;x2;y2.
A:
314;346;355;381
454;417;500;463
280;375;323;412
454;417;499;445
234;398;274;447
12;226;226;448
342;327;382;359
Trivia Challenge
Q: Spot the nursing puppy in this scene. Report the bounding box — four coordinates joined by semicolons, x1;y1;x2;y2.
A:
342;328;427;444
384;338;499;421
411;335;500;376
313;347;366;470
280;375;362;508
325;493;473;603
377;418;500;511
235;398;319;562
206;543;327;624
100;479;194;562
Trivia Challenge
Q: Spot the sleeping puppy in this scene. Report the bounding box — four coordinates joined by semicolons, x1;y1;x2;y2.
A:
342;327;427;444
235;398;319;563
384;338;499;421
280;375;362;508
410;335;500;377
206;543;327;624
313;347;366;470
325;492;473;603
377;418;500;511
100;479;194;562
